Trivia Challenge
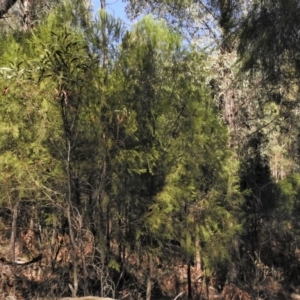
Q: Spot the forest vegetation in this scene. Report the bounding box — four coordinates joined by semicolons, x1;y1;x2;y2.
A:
0;0;300;299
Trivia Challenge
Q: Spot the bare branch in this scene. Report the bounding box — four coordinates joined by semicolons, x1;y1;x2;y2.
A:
174;291;185;300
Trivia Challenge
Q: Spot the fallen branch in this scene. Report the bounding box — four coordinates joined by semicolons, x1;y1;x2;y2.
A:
59;297;115;300
0;254;43;266
174;291;185;300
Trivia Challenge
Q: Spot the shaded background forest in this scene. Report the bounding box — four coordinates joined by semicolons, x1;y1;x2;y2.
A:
1;0;300;299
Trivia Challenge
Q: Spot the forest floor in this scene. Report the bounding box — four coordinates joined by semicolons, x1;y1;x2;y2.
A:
0;228;298;300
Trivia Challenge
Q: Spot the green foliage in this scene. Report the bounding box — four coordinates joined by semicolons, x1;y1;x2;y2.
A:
0;2;246;296
0;36;55;206
115;16;243;271
277;174;300;228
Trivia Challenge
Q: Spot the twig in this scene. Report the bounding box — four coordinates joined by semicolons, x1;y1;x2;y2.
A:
174;291;185;300
0;253;43;265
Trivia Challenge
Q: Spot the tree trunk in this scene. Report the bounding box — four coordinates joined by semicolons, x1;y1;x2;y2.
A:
218;0;236;147
20;0;32;31
146;254;152;300
195;234;201;272
67;204;78;297
106;206;111;252
66;139;78;297
187;261;192;300
9;203;18;262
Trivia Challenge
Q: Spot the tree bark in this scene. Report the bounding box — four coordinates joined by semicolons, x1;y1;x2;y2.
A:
20;0;32;30
67;203;78;298
146;254;152;300
66;139;78;297
9;203;18;262
0;0;17;18
195;234;201;272
187;261;192;300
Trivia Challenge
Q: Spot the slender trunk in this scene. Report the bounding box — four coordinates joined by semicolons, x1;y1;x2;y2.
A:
100;0;107;74
146;254;152;300
100;0;105;9
67;204;78;297
20;0;31;31
66;138;78;297
118;217;122;261
106;206;110;251
218;0;236;147
195;234;201;272
81;244;88;296
51;216;58;270
187;261;192;300
29;208;34;230
9;203;18;262
206;275;210;300
51;217;57;247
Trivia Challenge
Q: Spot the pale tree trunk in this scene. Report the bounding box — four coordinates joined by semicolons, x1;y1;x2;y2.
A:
66;139;78;297
50;216;58;270
195;234;202;272
20;0;31;30
218;0;237;148
219;52;238;147
146;254;152;300
67;203;78;298
9;203;18;262
106;206;111;252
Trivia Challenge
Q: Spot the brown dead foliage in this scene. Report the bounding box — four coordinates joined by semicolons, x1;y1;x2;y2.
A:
0;225;97;300
222;283;250;300
59;297;115;300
